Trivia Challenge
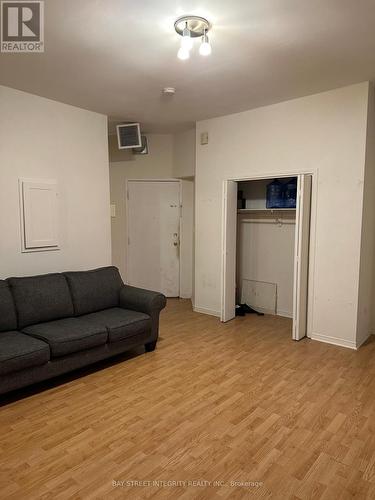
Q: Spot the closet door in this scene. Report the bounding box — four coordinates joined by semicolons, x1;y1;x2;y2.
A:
221;180;237;322
293;175;312;340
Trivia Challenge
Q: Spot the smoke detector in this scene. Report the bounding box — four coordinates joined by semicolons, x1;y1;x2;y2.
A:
162;87;176;95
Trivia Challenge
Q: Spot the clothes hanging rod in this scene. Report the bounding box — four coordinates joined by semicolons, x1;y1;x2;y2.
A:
239;219;295;225
237;208;296;213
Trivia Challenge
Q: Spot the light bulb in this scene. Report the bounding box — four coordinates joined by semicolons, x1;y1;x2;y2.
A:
181;24;193;50
199;32;212;56
177;46;190;60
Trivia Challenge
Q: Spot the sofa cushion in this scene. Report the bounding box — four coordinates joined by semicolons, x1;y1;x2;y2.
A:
64;266;124;316
0;331;50;375
0;281;17;332
83;308;151;343
7;274;74;329
22;318;108;357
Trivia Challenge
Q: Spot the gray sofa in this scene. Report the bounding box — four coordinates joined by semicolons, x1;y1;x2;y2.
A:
0;266;166;395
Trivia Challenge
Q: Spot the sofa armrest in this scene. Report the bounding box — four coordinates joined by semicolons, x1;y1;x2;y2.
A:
119;285;166;316
120;285;166;345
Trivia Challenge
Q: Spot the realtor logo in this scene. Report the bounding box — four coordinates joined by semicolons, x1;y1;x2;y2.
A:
1;1;44;52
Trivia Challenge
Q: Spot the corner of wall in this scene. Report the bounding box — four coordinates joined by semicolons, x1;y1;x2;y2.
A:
172;127;196;178
356;82;375;347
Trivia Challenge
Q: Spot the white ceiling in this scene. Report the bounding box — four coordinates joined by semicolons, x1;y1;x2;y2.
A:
1;0;375;133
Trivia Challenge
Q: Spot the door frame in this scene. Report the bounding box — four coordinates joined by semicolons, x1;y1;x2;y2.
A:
125;178;182;296
220;170;317;339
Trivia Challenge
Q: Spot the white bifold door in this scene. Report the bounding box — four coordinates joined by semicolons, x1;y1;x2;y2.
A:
221;180;238;322
127;180;180;297
221;174;312;341
292;174;312;340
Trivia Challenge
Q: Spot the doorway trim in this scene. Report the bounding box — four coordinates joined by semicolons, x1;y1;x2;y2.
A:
125;178;182;296
220;170;317;339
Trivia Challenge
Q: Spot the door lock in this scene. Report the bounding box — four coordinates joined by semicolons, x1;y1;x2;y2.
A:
173;233;179;247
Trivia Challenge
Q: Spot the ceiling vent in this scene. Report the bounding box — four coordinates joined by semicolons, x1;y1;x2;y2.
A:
116;123;142;149
133;136;149;155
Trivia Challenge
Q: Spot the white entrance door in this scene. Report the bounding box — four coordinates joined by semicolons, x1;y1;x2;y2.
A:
127;180;180;297
221;180;238;322
292;175;312;340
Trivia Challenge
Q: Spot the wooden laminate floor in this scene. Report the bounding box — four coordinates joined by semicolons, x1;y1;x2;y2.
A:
1;299;375;499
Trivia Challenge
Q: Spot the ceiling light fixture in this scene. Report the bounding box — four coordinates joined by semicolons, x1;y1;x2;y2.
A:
181;22;193;51
177;46;190;60
174;15;212;60
199;28;212;56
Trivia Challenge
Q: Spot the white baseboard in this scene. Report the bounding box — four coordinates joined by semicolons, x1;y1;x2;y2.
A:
190;310;373;350
193;306;221;318
250;306;274;316
311;332;374;350
356;333;372;349
245;306;293;318
310;332;357;350
276;309;293;319
193;305;292;320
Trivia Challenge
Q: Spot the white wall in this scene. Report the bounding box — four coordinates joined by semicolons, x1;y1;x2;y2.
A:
195;82;369;349
109;133;195;300
180;179;194;299
237;215;295;317
0;85;111;278
357;83;375;345
109;134;174;280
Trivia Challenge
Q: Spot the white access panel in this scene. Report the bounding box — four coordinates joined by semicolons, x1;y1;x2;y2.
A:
20;180;59;251
241;279;277;316
292;174;312;340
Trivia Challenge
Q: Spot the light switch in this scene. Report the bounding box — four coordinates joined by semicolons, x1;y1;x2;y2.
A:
110;204;116;218
200;132;209;145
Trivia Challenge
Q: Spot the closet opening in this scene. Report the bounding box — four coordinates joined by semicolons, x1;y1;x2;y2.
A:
221;174;312;341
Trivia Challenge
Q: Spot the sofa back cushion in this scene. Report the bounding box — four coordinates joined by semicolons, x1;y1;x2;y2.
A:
64;266;124;316
8;274;74;329
0;280;18;332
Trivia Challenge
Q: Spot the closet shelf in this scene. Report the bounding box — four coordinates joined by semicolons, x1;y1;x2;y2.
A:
237;208;296;214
